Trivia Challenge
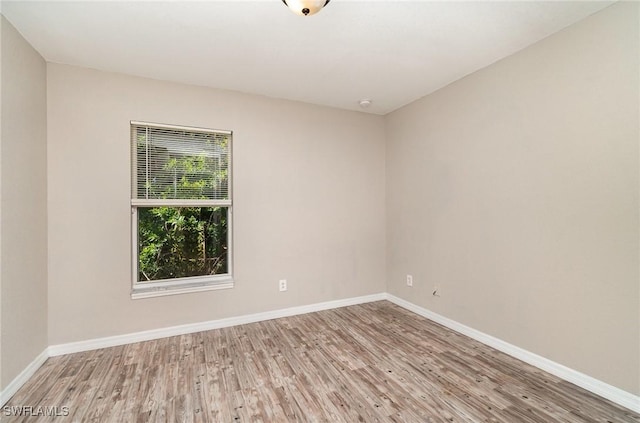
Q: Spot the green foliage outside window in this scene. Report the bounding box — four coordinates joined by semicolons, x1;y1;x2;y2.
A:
135;128;230;282
138;206;227;281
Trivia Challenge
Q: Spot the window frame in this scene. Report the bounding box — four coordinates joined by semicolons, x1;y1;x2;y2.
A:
130;121;234;299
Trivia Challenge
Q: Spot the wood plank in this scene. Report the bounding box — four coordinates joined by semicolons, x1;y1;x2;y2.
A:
3;301;638;422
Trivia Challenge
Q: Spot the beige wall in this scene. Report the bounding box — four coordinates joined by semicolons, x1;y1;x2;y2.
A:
46;64;387;345
0;16;48;390
386;2;640;395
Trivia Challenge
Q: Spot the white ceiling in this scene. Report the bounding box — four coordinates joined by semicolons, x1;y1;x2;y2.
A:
1;0;614;115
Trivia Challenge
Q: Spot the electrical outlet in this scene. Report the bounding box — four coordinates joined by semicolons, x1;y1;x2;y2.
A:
406;275;413;287
279;279;287;292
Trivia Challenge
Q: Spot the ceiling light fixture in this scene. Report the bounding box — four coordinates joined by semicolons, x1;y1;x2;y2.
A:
282;0;330;16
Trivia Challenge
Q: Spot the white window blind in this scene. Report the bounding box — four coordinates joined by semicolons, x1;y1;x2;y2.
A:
131;122;231;202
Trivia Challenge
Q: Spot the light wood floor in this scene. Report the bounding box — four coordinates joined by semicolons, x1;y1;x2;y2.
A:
5;301;639;422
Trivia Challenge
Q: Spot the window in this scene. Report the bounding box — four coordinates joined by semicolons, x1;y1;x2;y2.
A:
130;121;233;298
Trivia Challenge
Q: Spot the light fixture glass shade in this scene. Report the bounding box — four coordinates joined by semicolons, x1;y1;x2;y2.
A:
282;0;330;16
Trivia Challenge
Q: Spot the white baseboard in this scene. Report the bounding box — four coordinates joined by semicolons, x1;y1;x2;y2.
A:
386;294;640;414
48;292;387;356
0;348;48;406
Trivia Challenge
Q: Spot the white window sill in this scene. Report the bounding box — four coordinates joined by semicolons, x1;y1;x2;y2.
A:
131;277;234;299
